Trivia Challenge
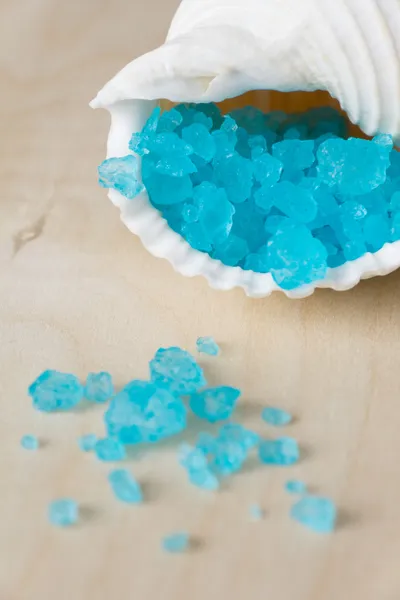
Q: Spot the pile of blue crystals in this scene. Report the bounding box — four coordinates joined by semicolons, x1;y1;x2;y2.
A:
27;339;337;534
98;103;400;290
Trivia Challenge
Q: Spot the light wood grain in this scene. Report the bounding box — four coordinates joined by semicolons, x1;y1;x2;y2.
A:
1;2;400;599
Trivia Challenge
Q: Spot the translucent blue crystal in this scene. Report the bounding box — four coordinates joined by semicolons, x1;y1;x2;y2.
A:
94;438;126;462
144;173;193;206
196;336;220;356
269;181;318;223
108;469;143;504
258;437;299;465
157;108;183;133
218;423;260;450
98;155;144;200
29;370;84;412
290;495;336;533
154;156;197;177
214;154;253;204
249;504;264;520
48;498;78;527
211;436;247;475
85;372;114;403
189;386;241;422
20;434;39;450
78;433;98;452
213;235;249;267
193;182;235;243
105;379;187;444
261;407;292;426
149;347;206;395
252;153;283;185
182;123;216;162
180;221;212;252
162;532;190;553
179;444;219;491
285;480;307;494
272;139;315;175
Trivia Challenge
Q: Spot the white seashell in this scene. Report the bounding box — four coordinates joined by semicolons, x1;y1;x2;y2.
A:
91;0;400;298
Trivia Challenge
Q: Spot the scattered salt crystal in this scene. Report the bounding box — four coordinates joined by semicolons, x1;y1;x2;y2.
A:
108;469;142;504
29;370;84;412
291;495;336;533
94;438;126;462
85;372;114;403
20;434;39;450
258;437;299;466
162;532;190;553
78;434;98;452
196;336;220;356
285;480;307;494
189;386;241;422
261;407;292;427
48;498;78;527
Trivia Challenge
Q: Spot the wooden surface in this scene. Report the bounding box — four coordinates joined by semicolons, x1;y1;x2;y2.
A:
1;1;400;599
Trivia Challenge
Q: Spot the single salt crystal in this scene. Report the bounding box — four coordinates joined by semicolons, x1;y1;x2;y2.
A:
243;251;269;273
98;155;144;200
179;444;219;491
291;495;336;533
258;437;299;465
211;435;247;475
189;386;241;422
20;434;39;450
182;123;216;162
196;336;220;356
317;137;390;195
155;156;197;177
193;182;235;243
261;407;292;426
157;108;183;133
249;504;264;520
162;532;190;553
272;139;315;175
105;380;187;444
144;173;193;205
180;221;213;252
108;469;142;504
196;432;217;455
267;226;328;290
213;235;249;267
214;154;253;204
78;433;98;452
219;423;260;450
269;181;318;223
150;347;206;395
363;214;390;252
85;372;114;403
48;498;79;527
252;152;283;185
94;438;126;462
285;480;307;494
29;370;84;412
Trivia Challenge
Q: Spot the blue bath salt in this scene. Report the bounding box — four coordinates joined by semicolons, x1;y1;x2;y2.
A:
258;437;299;466
108;469;143;504
261;407;292;427
189;386;241;423
290;495;337;533
20;434;39;450
150;346;206;395
285;480;307;494
48;498;79;527
249;504;264;520
179;444;219;491
196;336;220;356
29;370;84;412
94;437;126;462
162;532;190;553
104;380;187;444
85;372;114;403
98;103;400;290
78;433;98;452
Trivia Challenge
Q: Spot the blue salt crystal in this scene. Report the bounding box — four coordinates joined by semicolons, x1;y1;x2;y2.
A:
267;226;328;290
157;108;183;133
180;221;213;252
95;438;126;462
254;184;274;213
264;215;296;234
29;370;84;412
98;155;144;200
249;504;264;520
194;182;235;243
363;214;390;252
162;532;190;553
231;201;268;252
196;432;217;455
214;154;253;204
48;498;78;527
243;251;269;273
78;433;98;452
252;153;283;185
258;437;299;466
85;372;114;403
218;423;260;450
196;336;220;356
105;380;187;444
189;386;241;422
272;139;315;175
108;469;143;504
343;239;367;261
179;444;219;490
127;107;161;156
20;434;39;450
182;123;216;162
150;346;206;395
269;181;318;223
317;137;390;195
290;495;336;533
155;155;197;177
213;235;249;267
261;407;292;426
182;203;200;223
285;480;307;494
144;173;193;205
211;436;247;475
147;133;193;157
143;106;161;135
212;130;236;160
